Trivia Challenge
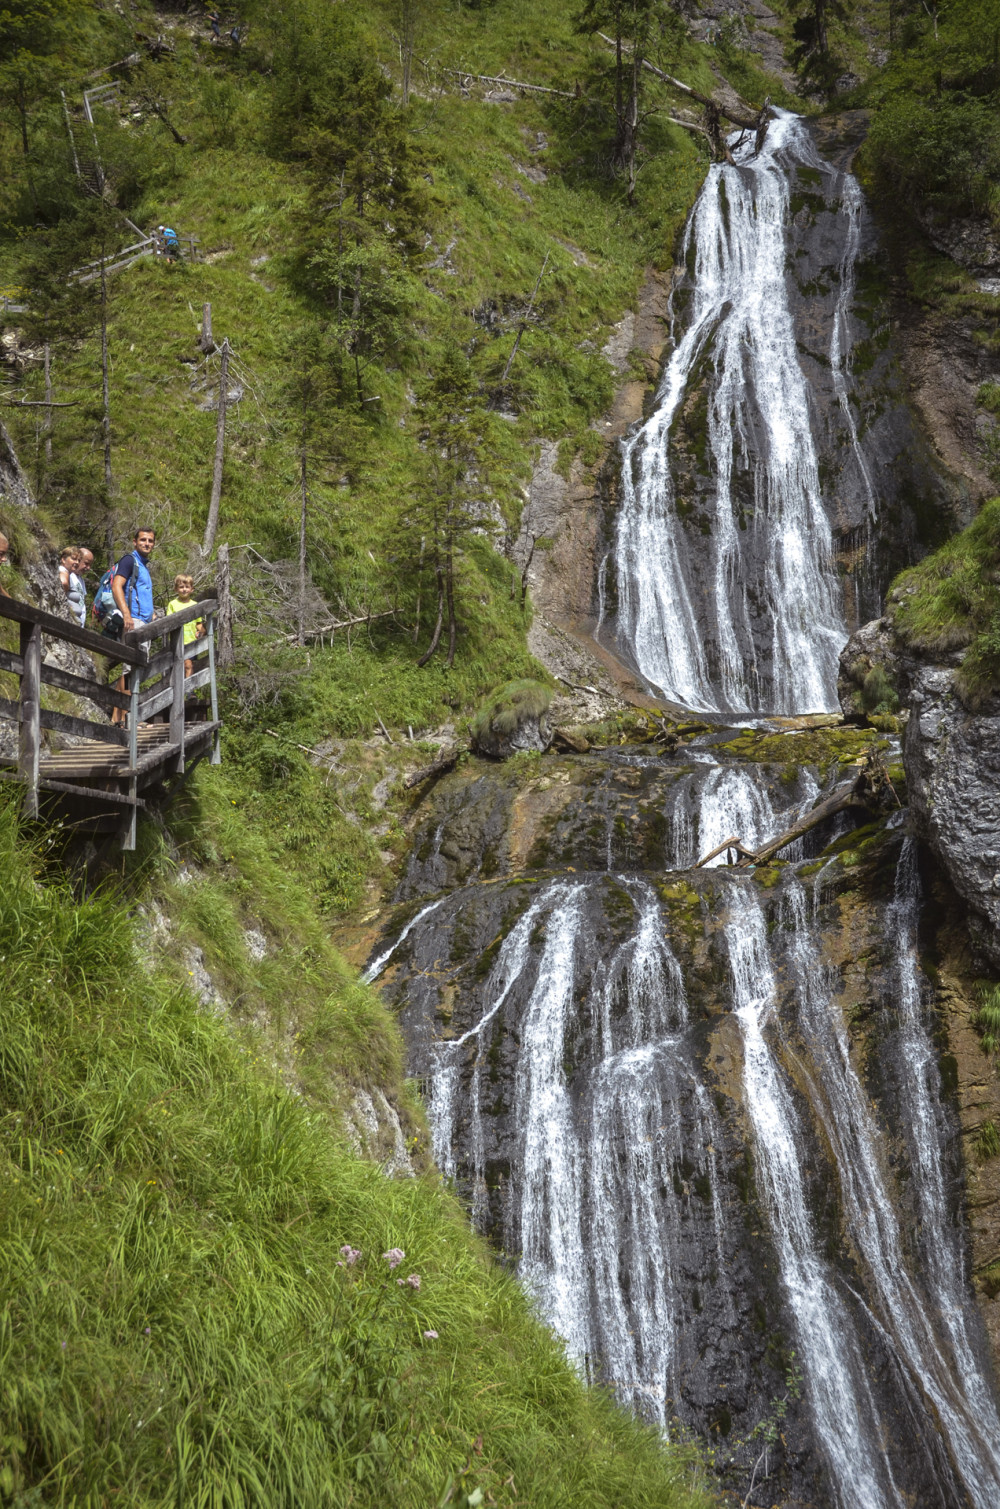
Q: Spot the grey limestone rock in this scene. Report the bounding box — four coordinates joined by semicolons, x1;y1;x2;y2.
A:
905;664;1000;970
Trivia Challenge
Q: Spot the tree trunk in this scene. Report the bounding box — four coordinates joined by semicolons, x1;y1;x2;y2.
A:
215;542;235;668
412;535;425;643
417;565;444;666
400;0;416;105
298;443;308;648
100;245;112;503
201;337;230;557
200;302;214;354
815;0;829;55
43;344;52;467
444;547;457;669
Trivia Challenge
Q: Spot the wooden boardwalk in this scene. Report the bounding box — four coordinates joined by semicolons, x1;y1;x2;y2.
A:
0;593;220;848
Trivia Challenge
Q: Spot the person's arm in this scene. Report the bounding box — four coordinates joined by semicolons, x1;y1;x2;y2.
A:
112;556;135;633
59;564;71;595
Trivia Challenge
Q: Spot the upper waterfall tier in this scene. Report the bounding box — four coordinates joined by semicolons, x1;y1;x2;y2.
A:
609;113;869;717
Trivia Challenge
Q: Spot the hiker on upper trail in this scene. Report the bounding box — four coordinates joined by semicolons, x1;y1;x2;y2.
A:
60;546;86;628
158;225;180;263
0;533;10;597
113;527;156;637
208;9;221;39
166;574;203;677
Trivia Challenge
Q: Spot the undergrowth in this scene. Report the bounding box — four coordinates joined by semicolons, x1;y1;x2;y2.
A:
0;792;713;1507
889;497;1000;704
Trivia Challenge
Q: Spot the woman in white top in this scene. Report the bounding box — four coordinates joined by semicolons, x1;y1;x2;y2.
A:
59;546;86;628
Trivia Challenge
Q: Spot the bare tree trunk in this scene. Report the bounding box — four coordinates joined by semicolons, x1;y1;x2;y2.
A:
100;242;112;504
412;534;425;642
43;344;52;466
202;337;230;557
298;444;308;648
499;253;550;388
215;542;235;668
200;302;214;354
444;546;457;669
417;565;444;666
400;0;416;105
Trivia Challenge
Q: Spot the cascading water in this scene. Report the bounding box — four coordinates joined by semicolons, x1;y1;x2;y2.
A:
380;110;1000;1509
610;111;859;715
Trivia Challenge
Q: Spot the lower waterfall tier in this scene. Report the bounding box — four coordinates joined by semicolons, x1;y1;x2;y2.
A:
373;740;1000;1508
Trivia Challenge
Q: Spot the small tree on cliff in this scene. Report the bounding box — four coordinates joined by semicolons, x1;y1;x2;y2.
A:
574;0;686;200
401;351;505;670
790;0;855;92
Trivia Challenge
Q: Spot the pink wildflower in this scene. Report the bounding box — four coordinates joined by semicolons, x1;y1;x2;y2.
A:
406;1273;421;1291
339;1245;361;1266
423;1330;438;1340
383;1247;405;1269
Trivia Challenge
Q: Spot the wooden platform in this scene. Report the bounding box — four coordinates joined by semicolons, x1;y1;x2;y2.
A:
32;720;219;784
0;592;221;848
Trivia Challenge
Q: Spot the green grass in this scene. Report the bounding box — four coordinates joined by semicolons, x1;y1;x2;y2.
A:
0;792;713;1507
976;981;1000;1056
889;497;1000;704
470;677;552;744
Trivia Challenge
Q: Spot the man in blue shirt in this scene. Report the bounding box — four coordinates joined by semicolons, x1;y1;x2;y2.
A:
110;527;156;725
112;527;156;634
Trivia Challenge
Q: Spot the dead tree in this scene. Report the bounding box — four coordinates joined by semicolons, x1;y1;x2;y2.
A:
201;337;230;558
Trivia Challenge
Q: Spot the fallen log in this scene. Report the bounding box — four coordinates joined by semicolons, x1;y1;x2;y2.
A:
695;834;762;868
404;746;461;789
740;776;870;867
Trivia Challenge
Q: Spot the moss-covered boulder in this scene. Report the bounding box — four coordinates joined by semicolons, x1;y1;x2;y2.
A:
470;679;553;760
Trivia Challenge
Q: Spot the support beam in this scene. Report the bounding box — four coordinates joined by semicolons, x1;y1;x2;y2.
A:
18;621;42;818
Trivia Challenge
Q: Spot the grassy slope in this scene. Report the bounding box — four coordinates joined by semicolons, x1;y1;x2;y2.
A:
0;795;715;1508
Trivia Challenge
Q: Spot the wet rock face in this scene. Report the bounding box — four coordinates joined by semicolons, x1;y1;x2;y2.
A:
906;664;1000;971
378;737;1000;1508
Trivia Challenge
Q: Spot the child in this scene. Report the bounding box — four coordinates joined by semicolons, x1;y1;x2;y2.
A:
166;575;203;677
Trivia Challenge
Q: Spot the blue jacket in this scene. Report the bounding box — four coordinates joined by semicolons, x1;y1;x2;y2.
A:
116;551;154;622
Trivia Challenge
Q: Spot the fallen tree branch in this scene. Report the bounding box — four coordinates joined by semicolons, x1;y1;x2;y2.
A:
695;834;762;868
595;34;766;130
436;65;578;99
282;608;396;643
404;746;461;789
745;778;870;866
2;398;81;408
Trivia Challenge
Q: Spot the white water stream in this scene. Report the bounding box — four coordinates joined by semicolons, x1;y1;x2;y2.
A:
613;112;850;715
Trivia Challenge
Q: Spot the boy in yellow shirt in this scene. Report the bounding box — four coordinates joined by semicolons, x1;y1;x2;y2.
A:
166;575;204;677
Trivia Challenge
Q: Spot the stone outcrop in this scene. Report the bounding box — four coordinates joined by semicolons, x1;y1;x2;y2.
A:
906;664;1000;971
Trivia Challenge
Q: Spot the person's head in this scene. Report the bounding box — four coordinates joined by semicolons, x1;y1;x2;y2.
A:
60;546;80;569
0;533;9;567
174;573;194;600
133;527;155;559
76;548;94;575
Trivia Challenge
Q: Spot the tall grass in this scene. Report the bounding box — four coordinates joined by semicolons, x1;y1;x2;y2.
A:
0;794;712;1508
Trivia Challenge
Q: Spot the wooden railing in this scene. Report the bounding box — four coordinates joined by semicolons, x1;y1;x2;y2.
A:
0;594;219;846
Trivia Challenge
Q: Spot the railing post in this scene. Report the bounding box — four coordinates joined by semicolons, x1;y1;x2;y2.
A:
18;621;42;817
125;663;141;851
169;625;186;774
207;613;221;765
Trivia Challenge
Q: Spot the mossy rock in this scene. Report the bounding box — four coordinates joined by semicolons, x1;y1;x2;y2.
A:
470;680;553;760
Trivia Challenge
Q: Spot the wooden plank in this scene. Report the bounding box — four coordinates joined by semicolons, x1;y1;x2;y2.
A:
143;647;175;680
0;647;24;676
125;598;217;647
38;706;127;747
185;666;212;695
0;594;147;665
39;662;130;712
168;626;185;772
18;622;41;817
39;777;144;809
139;685;174;720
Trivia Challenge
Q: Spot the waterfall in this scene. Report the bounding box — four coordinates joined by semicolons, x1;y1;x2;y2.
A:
426;878;730;1428
725;881;907;1509
611;112;854;715
665;760;821;867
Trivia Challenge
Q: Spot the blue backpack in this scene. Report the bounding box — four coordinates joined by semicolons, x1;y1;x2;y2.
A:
92;556;137;626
